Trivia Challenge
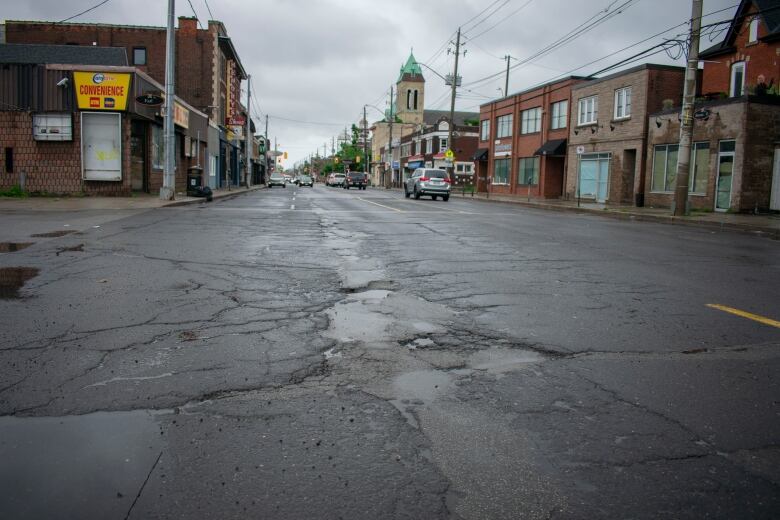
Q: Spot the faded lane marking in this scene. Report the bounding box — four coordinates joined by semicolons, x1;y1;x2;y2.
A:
706;304;780;329
357;197;404;213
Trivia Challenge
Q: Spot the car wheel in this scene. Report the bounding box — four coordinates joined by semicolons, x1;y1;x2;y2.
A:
432;195;437;201
414;188;420;200
443;195;449;201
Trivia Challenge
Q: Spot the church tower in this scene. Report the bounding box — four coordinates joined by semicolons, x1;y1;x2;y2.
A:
395;52;425;125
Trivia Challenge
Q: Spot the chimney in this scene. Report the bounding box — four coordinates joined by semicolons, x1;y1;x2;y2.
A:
178;16;198;34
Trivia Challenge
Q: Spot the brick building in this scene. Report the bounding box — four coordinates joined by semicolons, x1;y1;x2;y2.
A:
646;0;780;212
476;77;588;199
565;64;685;204
5;17;250;190
397;113;479;186
0;44;208;196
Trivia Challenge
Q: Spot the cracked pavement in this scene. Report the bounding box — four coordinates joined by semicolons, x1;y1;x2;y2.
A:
0;187;778;519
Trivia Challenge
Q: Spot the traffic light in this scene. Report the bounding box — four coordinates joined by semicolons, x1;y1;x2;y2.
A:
283;151;288;160
334;156;340;164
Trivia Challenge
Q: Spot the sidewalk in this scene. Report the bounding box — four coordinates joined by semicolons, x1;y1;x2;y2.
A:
456;190;780;239
0;185;264;211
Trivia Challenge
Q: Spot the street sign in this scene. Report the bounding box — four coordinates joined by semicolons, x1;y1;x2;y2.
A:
444;149;454;160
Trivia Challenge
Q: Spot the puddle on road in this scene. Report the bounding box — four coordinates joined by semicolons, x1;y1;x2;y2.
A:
394;370;452;403
0;242;34;253
56;244;84;256
0;267;40;299
468;347;546;372
30;230;77;238
0;410;165;520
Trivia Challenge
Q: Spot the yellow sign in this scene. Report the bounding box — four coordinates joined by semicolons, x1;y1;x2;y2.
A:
174;102;189;128
444;149;454;159
74;71;131;111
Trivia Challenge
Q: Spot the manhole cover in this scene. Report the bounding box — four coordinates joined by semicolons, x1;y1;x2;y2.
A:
31;230;77;238
0;242;33;253
0;267;40;299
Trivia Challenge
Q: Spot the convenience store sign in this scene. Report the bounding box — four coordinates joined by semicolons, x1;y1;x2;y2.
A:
74;72;132;111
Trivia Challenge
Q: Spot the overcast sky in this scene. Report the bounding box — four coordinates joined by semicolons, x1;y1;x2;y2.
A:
4;0;737;166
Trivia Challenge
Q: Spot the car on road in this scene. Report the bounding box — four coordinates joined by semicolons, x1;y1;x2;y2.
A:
343;171;368;190
404;168;451;201
327;173;346;187
298;175;314;187
267;173;286;188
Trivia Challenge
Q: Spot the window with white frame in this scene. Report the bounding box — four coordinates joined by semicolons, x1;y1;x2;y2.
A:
401;143;411;157
496;114;513;138
730;61;745;97
578;95;598;125
455;162;474;174
439;138;448;153
493;158;510;184
480;119;490;141
614;87;631;119
426;138;433;154
651;143;679;192
520;107;541;134
550;100;567;130
749;18;759;43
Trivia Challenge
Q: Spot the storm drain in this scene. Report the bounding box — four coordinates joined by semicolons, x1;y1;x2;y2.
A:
0;242;33;253
0;267;40;299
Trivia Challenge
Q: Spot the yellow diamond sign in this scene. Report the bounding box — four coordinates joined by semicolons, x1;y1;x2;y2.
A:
444;149;454;159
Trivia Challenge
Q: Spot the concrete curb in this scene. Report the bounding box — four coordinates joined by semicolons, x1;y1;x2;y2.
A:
451;192;780;239
163;185;265;208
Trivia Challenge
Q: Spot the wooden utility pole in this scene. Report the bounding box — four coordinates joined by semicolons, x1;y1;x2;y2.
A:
264;115;269;180
673;0;703;216
245;74;251;187
447;28;462;180
504;55;511;97
363;105;369;174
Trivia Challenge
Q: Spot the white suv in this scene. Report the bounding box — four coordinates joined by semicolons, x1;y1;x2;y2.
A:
404;168;451;201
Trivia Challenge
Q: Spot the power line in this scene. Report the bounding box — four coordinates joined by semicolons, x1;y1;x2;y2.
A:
462;0;512;36
186;0;204;29
268;114;345;127
58;0;111;23
460;0;505;31
465;0;535;41
203;0;215;20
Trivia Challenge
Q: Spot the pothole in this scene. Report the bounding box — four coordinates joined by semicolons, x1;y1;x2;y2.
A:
339;280;396;294
0;267;40;299
0;242;34;253
56;244;84;256
31;230;77;238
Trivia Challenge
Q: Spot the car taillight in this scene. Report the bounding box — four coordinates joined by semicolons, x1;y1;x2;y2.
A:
419;177;429;182
443;178;451;184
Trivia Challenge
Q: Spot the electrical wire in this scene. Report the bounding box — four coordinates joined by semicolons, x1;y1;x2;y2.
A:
186;0;204;29
203;0;215;20
462;0;512;36
58;0;111;23
268;115;345;127
464;0;535;42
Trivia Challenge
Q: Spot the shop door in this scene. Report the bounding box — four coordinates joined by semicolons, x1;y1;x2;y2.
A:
771;147;780;211
578;153;610;202
82;112;122;181
130;121;147;192
715;141;735;212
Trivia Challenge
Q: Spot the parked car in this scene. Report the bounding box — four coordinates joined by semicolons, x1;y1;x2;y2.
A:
268;173;286;188
404;168;451;201
327;173;346;187
298;175;314;187
343;171;367;190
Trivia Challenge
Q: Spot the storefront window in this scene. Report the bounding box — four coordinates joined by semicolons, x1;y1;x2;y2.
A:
518;157;539;185
493;158;510;184
151;124;164;169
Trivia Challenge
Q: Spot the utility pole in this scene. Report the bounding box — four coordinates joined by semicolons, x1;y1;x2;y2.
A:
160;0;176;200
274;137;277;172
245;74;252;187
363;105;369;175
673;0;703;216
504;55;511;98
387;84;394;188
447;27;462;181
264;114;269;180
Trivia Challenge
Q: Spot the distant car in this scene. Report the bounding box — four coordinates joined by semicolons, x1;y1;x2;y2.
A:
404;168;451;201
298;175;314;187
268;173;286;188
283;175;293;185
343;171;367;190
327;173;346;187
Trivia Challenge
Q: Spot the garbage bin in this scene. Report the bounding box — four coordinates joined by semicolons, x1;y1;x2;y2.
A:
186;167;203;196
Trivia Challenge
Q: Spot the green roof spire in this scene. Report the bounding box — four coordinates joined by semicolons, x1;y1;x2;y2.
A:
397;51;424;82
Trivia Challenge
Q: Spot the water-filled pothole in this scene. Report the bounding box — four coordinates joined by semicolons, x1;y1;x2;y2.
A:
0;267;40;299
56;244;84;256
339;279;395;294
0;242;34;253
30;230;77;238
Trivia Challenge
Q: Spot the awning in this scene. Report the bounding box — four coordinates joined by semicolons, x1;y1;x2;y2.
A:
407;160;424;169
473;148;488;161
534;138;567;156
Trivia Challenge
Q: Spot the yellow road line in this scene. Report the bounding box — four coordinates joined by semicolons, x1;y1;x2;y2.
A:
706;304;780;329
357;197;404;213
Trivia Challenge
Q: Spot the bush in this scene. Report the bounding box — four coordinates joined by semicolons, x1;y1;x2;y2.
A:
0;185;28;198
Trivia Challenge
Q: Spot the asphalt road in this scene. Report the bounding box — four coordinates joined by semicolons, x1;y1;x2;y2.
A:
1;185;778;519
